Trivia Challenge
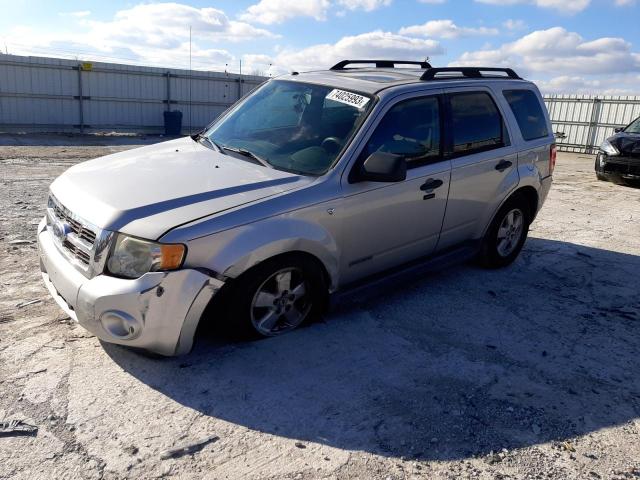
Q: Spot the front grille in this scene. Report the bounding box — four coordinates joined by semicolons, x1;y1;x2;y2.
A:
47;195;100;271
63;239;91;265
603;156;640;176
50;201;97;246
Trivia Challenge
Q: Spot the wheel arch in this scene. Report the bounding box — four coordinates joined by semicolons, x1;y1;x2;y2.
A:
185;216;340;291
513;185;539;221
480;185;539;240
231;250;332;292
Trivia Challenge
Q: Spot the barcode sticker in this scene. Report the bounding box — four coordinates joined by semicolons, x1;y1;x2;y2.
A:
326;89;370;109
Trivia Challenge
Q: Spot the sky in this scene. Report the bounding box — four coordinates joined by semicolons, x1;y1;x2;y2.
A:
0;0;639;94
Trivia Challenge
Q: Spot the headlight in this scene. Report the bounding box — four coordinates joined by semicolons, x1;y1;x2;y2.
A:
106;234;185;279
600;139;619;156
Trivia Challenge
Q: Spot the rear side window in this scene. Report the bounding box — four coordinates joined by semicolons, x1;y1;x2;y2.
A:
503;89;549;141
449;92;505;155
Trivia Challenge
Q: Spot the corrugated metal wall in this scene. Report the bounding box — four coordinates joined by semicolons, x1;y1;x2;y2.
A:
0;54;266;134
544;95;640;154
2;54;639;150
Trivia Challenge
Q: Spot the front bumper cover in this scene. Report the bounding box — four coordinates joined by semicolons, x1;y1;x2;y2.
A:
596;153;640;182
37;218;224;356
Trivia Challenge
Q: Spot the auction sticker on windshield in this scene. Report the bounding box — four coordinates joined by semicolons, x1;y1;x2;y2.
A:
326;89;370;109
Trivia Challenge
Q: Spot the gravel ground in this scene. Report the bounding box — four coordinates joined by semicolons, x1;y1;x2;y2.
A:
1;135;640;480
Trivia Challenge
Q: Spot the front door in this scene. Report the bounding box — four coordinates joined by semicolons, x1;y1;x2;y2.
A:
339;93;452;286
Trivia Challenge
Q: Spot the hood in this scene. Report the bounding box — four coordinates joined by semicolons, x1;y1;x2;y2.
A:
50;137;311;240
609;132;640;157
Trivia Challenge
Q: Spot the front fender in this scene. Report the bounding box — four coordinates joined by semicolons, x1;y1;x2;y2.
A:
183;217;340;291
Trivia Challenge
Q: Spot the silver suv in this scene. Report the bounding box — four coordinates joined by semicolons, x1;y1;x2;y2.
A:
38;60;555;356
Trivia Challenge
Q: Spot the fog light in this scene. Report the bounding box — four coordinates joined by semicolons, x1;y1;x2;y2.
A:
599;154;607;167
99;310;142;339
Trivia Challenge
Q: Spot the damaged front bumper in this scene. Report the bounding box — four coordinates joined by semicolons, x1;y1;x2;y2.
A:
37;218;224;356
596;153;640;183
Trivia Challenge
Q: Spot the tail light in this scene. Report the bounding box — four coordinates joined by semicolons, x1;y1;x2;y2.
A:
550;144;557;175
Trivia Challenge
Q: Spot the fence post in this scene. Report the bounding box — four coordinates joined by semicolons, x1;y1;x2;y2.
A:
76;64;84;134
586;98;602;155
165;72;171;112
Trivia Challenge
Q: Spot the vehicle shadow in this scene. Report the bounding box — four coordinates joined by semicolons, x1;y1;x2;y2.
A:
104;237;640;461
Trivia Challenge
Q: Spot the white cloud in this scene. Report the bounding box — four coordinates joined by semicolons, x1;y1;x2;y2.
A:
615;0;636;5
337;0;392;10
241;0;393;24
451;26;640;94
475;0;591;14
60;10;91;18
452;27;640;76
240;0;331;24
247;30;443;74
399;19;498;39
537;74;640;95
7;3;277;71
503;19;526;30
84;3;276;45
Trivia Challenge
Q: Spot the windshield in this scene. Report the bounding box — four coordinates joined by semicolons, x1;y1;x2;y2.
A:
624;117;640;134
205;80;373;175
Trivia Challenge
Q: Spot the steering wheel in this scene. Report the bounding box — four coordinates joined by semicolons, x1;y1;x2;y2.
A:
321;137;343;155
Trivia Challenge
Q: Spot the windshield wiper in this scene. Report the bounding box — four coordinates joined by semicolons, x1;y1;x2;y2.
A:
221;145;272;168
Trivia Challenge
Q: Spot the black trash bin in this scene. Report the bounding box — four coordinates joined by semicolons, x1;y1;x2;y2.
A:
163;110;183;136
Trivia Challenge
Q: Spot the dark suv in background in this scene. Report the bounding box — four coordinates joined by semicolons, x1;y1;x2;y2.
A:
596;116;640;185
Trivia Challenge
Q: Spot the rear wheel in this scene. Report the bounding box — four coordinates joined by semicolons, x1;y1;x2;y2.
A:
478;195;531;268
227;255;326;338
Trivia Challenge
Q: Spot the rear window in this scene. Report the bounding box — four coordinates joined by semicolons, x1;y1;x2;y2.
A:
503;89;549;141
450;92;505;155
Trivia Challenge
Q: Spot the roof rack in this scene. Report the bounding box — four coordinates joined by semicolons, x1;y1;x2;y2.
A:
420;67;521;81
330;59;432;71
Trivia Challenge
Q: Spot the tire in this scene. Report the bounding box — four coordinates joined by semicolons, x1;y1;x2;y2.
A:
226;254;327;338
478;194;531;269
596;173;608;181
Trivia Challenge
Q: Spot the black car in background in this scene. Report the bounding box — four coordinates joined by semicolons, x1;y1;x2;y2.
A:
596;116;640;185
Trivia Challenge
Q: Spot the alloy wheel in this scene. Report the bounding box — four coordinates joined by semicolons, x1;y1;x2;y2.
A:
496;208;524;257
250;267;312;336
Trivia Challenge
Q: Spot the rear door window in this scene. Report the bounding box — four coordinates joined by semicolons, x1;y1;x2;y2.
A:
448;92;506;155
503;89;549;141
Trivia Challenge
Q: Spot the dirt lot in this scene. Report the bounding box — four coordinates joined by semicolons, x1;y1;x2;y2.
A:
1;134;640;480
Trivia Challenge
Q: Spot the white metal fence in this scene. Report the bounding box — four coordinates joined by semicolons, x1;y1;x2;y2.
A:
0;54;266;134
2;54;640;152
544;95;640;154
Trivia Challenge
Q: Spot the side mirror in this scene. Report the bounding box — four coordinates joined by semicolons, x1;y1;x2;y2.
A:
614;127;624;133
358;152;407;183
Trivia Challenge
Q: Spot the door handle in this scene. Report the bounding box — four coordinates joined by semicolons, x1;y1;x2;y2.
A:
420;178;444;191
495;159;513;172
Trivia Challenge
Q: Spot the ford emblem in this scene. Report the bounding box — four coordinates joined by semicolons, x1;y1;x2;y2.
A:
52;219;71;242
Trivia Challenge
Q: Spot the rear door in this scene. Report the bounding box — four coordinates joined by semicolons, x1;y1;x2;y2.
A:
437;87;519;251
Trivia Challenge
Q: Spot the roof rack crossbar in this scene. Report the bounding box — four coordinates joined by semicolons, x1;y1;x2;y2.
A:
331;59;432;71
420;67;521;81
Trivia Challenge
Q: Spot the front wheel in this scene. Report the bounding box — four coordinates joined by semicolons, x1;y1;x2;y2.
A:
478;195;531;268
227;255;327;338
